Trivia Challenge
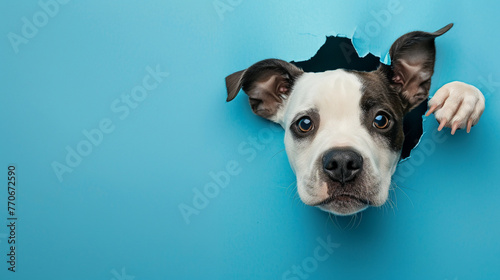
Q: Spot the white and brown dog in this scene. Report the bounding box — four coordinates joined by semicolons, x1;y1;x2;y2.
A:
225;24;485;215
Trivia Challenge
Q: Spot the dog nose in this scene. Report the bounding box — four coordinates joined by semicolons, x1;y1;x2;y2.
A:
322;149;363;184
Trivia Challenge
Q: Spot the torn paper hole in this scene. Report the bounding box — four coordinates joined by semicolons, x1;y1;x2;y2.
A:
290;36;427;160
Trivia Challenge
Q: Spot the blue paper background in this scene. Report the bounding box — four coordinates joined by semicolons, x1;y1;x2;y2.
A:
1;0;499;279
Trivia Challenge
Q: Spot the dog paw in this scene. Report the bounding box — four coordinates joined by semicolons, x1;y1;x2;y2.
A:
426;81;485;134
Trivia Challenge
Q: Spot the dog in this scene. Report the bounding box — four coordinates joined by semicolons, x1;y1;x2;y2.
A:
225;24;485;216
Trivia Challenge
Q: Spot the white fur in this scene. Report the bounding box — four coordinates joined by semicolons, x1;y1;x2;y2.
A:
278;70;399;215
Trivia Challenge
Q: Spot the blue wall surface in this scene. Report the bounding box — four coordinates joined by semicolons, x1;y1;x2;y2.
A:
1;1;499;279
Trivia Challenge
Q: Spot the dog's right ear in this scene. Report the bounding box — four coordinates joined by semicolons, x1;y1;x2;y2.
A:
379;23;453;114
225;59;304;123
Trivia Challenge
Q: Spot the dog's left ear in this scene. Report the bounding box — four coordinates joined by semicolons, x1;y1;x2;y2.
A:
379;23;453;113
225;59;304;123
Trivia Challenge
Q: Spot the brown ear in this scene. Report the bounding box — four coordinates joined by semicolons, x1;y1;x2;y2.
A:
225;59;303;122
379;23;453;113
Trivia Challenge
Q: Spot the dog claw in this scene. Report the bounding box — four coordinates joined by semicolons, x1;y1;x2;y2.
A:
426;104;438;117
438;119;447;131
451;122;459;135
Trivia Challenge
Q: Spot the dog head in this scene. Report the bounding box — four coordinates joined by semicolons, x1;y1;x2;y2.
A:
225;24;452;215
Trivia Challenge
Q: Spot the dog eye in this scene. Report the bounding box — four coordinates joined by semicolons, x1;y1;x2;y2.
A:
297;117;314;133
373;113;390;129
